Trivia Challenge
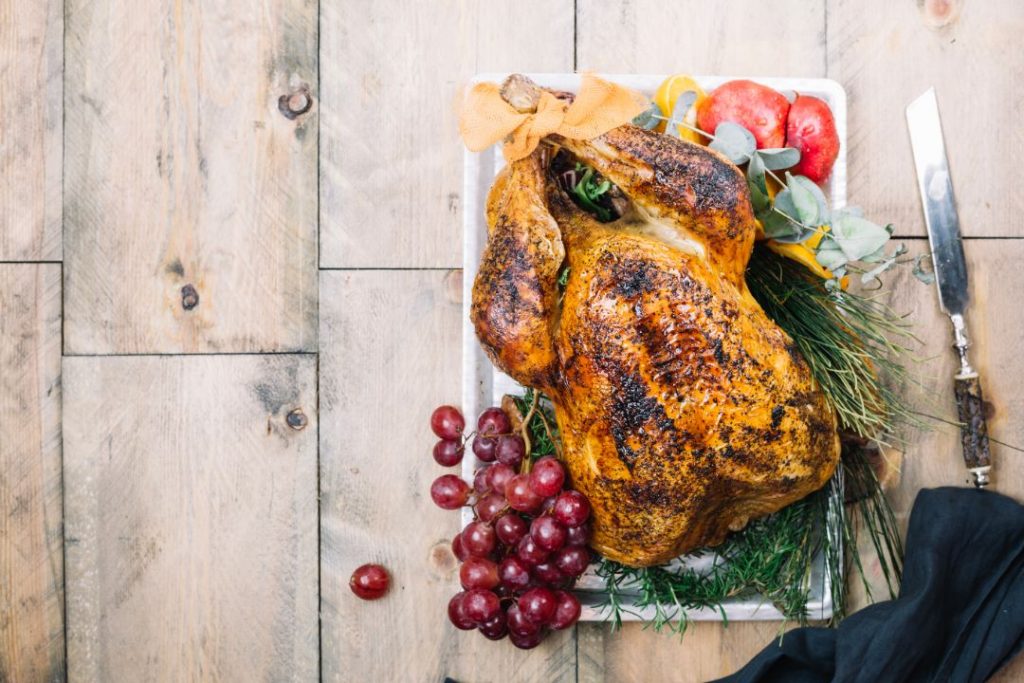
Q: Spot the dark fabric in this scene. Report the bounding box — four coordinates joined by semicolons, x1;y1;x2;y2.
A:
714;487;1024;683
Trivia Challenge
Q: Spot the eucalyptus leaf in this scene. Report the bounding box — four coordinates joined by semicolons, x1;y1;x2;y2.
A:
756;147;801;171
665;90;698;138
786;173;819;225
861;257;900;286
710;121;756;164
913;253;936;285
761;210;804;242
788;174;831;225
632;101;663;130
815;242;849;272
831;215;892;262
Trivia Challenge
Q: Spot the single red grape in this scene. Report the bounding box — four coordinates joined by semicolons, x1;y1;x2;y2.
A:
462;588;501;624
473;467;490;493
549;590;582;630
494;513;528;546
477;407;511;436
516;535;551;567
519;587;557;625
509;630;544;649
553;490;591;527
473;492;506;523
430;475;470;510
448;592;477;630
451;533;470;561
472;434;498;463
530;516;567;552
506;603;541;637
554;545;591;577
460;556;500;590
495;435;526;468
431;405;465;440
529;456;565;497
349;563;390;600
485;463;516;494
531;561;565;586
506;474;544;513
433;439;464;467
462;521;497;557
566;523;591;547
498;556;531;591
479;610;508;640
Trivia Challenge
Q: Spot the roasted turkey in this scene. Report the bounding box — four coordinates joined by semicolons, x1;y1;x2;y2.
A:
471;76;840;567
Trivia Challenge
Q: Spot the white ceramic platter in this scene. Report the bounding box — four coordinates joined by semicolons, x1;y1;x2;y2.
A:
461;73;847;622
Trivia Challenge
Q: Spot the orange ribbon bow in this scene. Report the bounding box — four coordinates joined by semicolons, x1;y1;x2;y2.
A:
458;73;649;161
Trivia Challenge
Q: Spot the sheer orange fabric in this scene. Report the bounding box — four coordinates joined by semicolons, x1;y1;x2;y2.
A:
458;74;648;161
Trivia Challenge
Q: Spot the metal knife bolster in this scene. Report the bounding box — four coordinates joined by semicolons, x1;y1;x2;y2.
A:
950;313;992;487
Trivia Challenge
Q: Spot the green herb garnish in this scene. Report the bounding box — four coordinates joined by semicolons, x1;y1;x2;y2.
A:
571;163;614;222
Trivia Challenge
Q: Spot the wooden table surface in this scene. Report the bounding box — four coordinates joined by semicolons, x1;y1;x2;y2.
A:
2;1;1023;681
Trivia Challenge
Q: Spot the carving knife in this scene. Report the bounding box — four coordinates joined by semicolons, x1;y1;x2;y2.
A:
906;88;992;488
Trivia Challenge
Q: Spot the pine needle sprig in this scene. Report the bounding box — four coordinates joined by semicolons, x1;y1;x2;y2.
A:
746;245;925;441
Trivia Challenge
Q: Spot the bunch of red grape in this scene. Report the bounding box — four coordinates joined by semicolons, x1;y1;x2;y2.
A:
429;403;593;649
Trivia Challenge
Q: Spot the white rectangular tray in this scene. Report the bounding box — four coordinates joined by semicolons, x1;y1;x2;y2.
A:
461;73;846;622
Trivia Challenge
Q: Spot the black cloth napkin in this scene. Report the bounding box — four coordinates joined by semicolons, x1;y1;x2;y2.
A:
714;487;1024;683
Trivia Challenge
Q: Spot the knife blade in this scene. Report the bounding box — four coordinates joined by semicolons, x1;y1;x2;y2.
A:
906;87;992;488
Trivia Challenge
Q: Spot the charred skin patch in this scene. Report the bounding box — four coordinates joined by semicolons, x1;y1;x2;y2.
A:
604;127;745;216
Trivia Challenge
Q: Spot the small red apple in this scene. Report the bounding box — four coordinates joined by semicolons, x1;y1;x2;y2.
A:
696;80;790;149
785;94;840;184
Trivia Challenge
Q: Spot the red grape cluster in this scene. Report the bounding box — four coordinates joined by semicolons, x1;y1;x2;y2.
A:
429;404;593;648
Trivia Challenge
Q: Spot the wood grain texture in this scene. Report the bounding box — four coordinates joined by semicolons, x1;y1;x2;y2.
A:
576;0;826;75
318;0;574;269
319;270;577;682
0;265;63;682
579;622;805;682
828;0;1024;237
63;355;318;682
845;238;1024;680
0;0;62;260
574;3;828;680
64;0;318;354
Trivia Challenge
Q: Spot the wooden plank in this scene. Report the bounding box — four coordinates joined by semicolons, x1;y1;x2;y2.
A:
573;3;828;680
64;0;318;354
579;622;803;682
0;265;63;681
319;270;577;682
828;0;1024;237
846;238;1024;679
576;0;826;75
63;355;318;681
0;0;62;260
318;0;574;268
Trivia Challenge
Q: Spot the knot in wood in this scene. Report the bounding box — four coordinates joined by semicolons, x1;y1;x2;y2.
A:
286;408;308;430
279;88;313;119
180;284;199;310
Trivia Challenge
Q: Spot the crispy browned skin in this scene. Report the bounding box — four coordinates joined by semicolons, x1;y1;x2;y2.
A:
472;118;840;567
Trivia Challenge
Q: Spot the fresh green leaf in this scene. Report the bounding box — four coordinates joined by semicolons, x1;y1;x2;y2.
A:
787;174;830;225
831;214;892;261
747;153;770;214
756;147;801;171
632;101;663;130
815;241;848;272
665;90;698;138
786;173;819;225
710;121;757;164
913;253;936;285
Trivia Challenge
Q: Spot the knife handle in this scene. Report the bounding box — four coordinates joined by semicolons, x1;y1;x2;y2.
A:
954;372;991;488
